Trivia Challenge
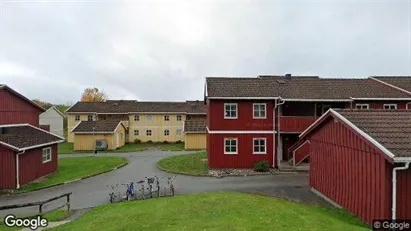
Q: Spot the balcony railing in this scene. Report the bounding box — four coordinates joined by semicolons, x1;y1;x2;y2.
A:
279;116;317;133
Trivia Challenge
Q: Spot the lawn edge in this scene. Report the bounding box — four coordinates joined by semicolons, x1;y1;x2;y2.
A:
156;163;210;177
59;149;148;154
15;159;129;194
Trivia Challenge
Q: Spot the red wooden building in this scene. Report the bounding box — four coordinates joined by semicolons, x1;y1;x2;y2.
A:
204;75;411;169
0;85;64;190
299;109;411;225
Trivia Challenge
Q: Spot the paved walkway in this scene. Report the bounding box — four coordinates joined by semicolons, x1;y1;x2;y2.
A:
0;149;327;218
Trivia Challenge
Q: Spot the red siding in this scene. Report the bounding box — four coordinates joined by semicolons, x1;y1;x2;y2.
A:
0;90;42;126
280;116;316;133
309;117;391;225
0;146;16;189
353;101;410;109
207;133;275;168
18;145;58;187
207;100;275;131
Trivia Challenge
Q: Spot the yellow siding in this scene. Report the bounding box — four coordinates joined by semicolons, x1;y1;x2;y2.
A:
128;114;185;142
184;133;206;150
113;125;126;148
67;114;94;142
73;125;126;151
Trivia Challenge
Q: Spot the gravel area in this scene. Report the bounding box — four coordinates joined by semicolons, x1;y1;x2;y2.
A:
208;168;279;177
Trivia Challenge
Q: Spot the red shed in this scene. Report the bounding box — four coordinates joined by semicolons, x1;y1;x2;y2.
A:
300;109;411;225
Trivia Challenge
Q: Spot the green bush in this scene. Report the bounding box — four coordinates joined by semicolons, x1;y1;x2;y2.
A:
253;160;270;172
146;140;153;144
175;140;183;144
134;139;142;144
162;140;169;144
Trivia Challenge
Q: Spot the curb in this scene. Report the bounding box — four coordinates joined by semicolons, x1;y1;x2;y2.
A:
14;160;129;195
156;164;210;177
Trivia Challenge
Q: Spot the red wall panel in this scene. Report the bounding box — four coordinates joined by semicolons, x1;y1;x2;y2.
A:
0;146;16;189
353;100;410;109
207;133;275;168
280;116;317;133
207;100;275;131
308;117;391;225
391;168;411;219
19;145;58;187
0;90;42;126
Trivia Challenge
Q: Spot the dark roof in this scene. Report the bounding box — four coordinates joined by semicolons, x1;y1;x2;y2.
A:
205;76;411;99
72;121;123;133
0;125;64;151
66;101;206;114
372;76;411;94
0;85;45;112
336;110;411;157
184;120;207;133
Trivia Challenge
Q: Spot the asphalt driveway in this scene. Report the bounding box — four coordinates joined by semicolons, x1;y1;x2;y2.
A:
0;149;326;216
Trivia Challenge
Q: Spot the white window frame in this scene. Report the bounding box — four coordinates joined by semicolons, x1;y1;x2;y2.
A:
176;115;182;121
224;138;238;155
146;115;152;121
75;115;80;121
164;115;170;121
134;115;140;121
164;129;170;136
146;129;152;136
87;114;94;121
383;104;397;110
224;103;238;119
42;147;52;163
253;138;267;154
134;129;139;136
176;129;182;136
355;104;369;110
253;103;267;119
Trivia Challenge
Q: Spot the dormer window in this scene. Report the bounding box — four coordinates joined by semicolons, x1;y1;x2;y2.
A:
224;103;237;119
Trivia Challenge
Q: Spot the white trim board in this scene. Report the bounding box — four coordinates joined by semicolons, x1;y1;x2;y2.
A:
207;127;276;134
370;77;411;95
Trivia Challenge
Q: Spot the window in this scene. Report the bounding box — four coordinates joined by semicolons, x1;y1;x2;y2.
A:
176;129;182;136
75;115;80;121
146;129;152;136
87;114;94;121
355;104;369;110
224;138;238;154
42;147;52;163
383;104;397;110
253;138;267;154
253;103;267;119
134;115;140;121
134;129;139;136
224;103;237;119
164;115;170;121
146;115;152;121
164;129;170;136
177;115;182;121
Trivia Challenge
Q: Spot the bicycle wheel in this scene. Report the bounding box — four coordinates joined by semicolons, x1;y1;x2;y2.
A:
170;186;175;196
110;194;114;203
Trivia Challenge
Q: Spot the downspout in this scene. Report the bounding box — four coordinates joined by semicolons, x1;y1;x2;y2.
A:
275;98;285;168
16;150;25;189
392;162;410;220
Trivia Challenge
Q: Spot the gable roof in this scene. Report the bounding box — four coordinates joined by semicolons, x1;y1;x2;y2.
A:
41;106;66;118
184;120;207;133
205;76;411;100
300;109;411;161
0;124;65;151
371;76;411;95
0;85;45;112
71;121;124;134
66;101;206;114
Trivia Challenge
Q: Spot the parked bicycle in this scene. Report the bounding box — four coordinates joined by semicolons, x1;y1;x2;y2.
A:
106;184;120;203
146;177;156;198
167;176;176;196
122;182;135;201
154;176;163;197
136;180;146;200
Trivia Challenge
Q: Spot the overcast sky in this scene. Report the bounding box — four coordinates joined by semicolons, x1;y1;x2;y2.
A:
0;0;410;105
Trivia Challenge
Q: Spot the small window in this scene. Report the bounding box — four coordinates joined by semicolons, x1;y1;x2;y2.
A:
134;115;140;121
253;103;266;119
42;147;52;163
146;129;152;136
355;104;369;110
164;129;170;136
87;115;94;121
134;129;139;136
224;103;237;119
224;138;238;154
176;115;182;121
176;129;182;136
253;138;267;154
383;104;397;110
75;115;80;121
164;115;170;121
146;115;152;121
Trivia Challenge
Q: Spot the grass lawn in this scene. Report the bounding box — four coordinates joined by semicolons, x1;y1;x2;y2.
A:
157;152;208;176
15;157;128;193
49;192;368;231
159;142;185;151
0;210;73;231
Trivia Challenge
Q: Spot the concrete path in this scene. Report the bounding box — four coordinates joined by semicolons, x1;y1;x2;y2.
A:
0;149;326;218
